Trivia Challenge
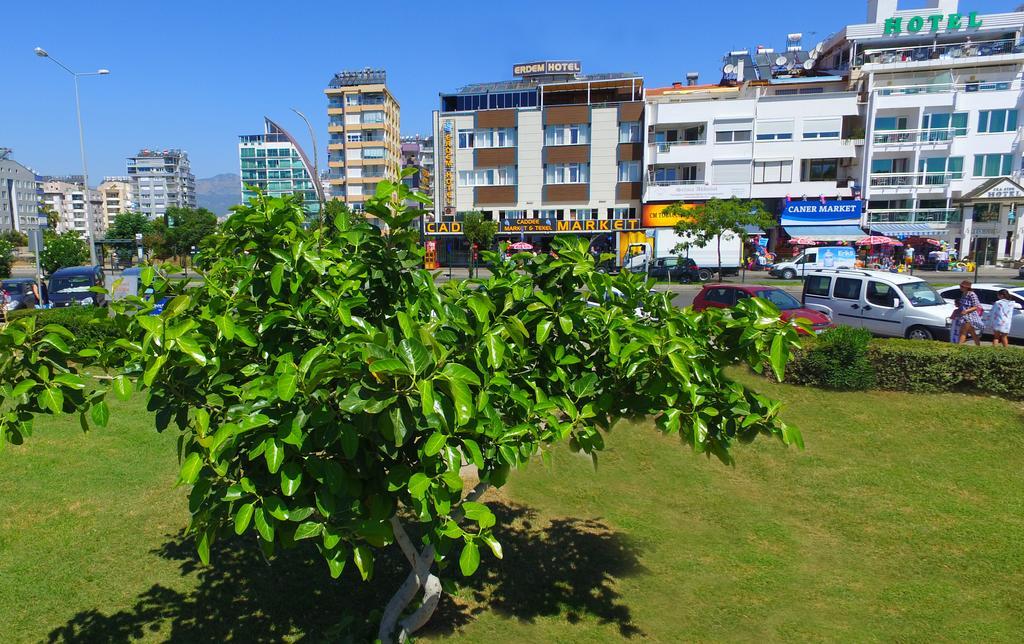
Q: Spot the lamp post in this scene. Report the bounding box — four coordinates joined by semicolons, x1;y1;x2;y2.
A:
35;47;109;266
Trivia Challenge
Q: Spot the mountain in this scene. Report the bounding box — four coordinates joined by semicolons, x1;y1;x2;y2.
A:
195;173;241;216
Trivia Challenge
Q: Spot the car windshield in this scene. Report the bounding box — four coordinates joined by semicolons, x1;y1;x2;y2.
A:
2;281;26;293
899;282;944;307
51;276;93;293
758;289;801;310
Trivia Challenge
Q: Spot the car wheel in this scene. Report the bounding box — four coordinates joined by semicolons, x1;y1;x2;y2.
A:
697;269;713;282
906;326;934;341
781;269;797;280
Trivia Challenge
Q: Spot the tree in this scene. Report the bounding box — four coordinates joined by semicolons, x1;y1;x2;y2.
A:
40;204;59;230
105;212;154;266
462;211;498;278
0;185;802;642
667;198;775;280
164;207;218;259
0;238;14;278
38;231;90;275
1;230;29;247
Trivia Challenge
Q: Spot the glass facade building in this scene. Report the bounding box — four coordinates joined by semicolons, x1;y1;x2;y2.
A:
238;118;322;215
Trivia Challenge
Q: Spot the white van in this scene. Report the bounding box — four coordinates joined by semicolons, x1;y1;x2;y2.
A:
801;269;956;340
770;246;856;280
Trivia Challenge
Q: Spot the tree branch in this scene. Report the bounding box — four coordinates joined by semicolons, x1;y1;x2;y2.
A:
389;516;418;567
378;542;436;643
397;572;442;643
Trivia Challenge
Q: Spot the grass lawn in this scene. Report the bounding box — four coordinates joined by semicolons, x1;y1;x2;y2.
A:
2;377;1023;642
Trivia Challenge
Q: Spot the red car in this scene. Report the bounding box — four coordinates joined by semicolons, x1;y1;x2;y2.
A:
692;284;834;335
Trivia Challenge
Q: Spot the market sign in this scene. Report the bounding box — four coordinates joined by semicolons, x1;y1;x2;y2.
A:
500;218;639;234
781;200;863;227
442;120;455;216
425;221;462;235
512;61;581;77
884;11;982;35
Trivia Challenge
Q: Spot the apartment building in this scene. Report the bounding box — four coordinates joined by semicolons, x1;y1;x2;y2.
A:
401;135;435;197
41;177;104;236
429;62;645;263
819;0;1024;262
239;117;322;214
643;35;864;246
97;177;134;229
0;148;40;232
324;69;401;212
127;149;196;221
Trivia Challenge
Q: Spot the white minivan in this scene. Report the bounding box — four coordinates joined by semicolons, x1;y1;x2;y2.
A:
770;246;857;280
801;269;956;340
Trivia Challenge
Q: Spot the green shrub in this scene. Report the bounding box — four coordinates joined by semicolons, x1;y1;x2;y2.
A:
869;340;1024;399
789;326;876;390
6;306;118;352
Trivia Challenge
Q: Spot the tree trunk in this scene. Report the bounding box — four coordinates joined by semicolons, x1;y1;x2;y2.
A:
717;236;723;281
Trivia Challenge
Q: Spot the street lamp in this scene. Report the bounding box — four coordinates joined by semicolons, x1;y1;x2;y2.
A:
35;47;109;266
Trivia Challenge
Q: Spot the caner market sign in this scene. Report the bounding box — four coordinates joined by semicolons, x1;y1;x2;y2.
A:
884;11;982;35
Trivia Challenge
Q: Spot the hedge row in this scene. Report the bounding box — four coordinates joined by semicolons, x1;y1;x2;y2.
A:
6;306;119;352
787;329;1024;400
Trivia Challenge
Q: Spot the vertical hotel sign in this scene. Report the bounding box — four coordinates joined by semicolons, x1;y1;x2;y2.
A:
443;120;455;216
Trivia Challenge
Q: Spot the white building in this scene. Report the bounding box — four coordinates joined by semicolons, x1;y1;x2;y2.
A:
98;177;135;229
41;177;104;236
127;149;196;221
819;0;1024;262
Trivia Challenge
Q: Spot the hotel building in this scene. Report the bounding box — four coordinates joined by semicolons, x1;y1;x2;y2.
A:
324;69;401;213
429;62;645;263
819;0;1024;262
239;117;322;214
127;149;196;221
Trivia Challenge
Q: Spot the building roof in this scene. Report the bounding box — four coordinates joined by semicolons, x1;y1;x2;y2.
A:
446;72;641;96
957;177;1024;201
328;68;386;88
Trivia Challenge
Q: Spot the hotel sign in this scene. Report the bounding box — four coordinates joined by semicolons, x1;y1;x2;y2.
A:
512;61;582;77
884;11;982;35
500;218;640;234
442;120;455;216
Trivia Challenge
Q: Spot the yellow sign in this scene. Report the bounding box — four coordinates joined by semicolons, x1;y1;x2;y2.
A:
443;122;454;212
425;221;462;235
642;203;696;228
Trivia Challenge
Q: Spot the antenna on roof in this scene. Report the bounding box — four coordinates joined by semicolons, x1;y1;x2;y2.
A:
803;59;815;71
775;55;789;67
722;63;736;75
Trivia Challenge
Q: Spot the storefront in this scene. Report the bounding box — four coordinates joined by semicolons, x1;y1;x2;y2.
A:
957;178;1024;265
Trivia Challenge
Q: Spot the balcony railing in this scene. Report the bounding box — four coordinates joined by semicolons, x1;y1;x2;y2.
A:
647;179;703;186
866;209;962;223
859;38;1020;67
652;140;707;152
868;172;958;188
872;128;966;145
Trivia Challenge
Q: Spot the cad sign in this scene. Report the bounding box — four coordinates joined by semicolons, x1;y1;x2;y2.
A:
884;11;983;36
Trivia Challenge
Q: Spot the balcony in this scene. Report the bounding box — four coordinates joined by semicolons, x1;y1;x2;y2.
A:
865;209;962;224
644;180;749;201
868;173;956;190
872;129;964;146
859;38;1021;67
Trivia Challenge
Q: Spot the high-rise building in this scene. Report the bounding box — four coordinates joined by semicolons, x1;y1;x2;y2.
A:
401;135;435;198
428;61;644;264
41;177;104;236
325;69;401;212
98;177;135;228
127;149;196;220
238;117;322;214
0;148;41;232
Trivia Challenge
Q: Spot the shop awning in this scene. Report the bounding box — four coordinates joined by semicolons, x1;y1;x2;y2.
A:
742;224;766;235
866;223;951;237
783;225;865;242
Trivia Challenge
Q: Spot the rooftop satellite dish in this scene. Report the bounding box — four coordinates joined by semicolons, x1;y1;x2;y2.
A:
775;55;789;67
723;63;736;75
803;59;815;71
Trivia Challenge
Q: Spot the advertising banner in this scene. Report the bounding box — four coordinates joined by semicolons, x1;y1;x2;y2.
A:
641;203;696;228
499;219;640;234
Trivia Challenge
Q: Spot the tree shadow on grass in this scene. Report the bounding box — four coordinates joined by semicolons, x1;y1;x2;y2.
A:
48;502;643;642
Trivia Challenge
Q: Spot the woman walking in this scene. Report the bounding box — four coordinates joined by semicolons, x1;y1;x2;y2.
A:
956;281;984;346
991;289;1016;347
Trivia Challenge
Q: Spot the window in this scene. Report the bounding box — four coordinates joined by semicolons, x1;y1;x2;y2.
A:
610;207;636;219
651;165;698;183
973;154;1013;177
922;112;968;138
544;163;589;184
874;116;908;131
802;159;839;182
704;288;735;305
756;120;794;141
362;111;385;124
502;210;527;220
713;160;751;184
240;148;255;158
545;124;590;146
363;148;386;159
347;133;363;143
867;281;898;308
918;157;963;182
805;275;832;297
568;208;598;220
457;166;517;186
458;128;516;149
619;122;641;143
973;203;1002;223
753;160;793;184
978;109;1018;134
834;278;862;300
618;160;641;182
803;118;842;140
716;128;752;143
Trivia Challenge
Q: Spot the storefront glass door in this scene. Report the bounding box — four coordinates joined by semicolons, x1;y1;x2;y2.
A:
972;237;999;265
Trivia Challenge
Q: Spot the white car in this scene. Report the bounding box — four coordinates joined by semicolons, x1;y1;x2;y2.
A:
937;284;1024;341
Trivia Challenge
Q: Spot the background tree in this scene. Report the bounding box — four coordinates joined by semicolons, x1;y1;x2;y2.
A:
462;211;498;278
164;207;218;267
0;187;801;642
39;204;59;230
667;198;774;280
38;231;90;274
0;238;14;278
105;212;154;266
1;230;29;247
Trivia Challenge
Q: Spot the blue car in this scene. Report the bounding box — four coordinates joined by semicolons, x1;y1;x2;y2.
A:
48;266;106;308
1;278;40;310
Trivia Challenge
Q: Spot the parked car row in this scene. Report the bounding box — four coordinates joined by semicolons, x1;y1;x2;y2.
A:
2;266;109;311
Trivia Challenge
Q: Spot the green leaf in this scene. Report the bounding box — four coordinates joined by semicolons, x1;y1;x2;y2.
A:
536;318;553;344
253;507;275;541
467;295;492;324
162;295;191;319
265;437;284;474
325;546;347;579
263;495;290;521
90;400;110;428
39;387;64;415
112;375;133;401
462;439;484;469
270;264;284;295
481;534;504;559
448;379;473;427
143;355;168;387
485;333;505;369
277;373;298;402
52;373;86;390
214;315;235;340
462;501;495;528
178;452;203;485
398;338;431;375
10;379;37;398
234;502;255;535
459;540;480;577
424;432;447;457
770;334;786;382
280;461;303;496
176;336;207;366
140;265;155;287
40;333;70;354
235;326;258;347
294;521;322;541
408;473;431;499
196;529;211;565
298;346;327;378
558;315;573;335
353;545;374;581
440;363;481;386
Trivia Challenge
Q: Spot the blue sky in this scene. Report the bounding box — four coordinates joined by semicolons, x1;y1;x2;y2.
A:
1;0;1013;181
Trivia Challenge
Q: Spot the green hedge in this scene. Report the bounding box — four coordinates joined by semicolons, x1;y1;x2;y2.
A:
6;306;119;352
788;333;1024;400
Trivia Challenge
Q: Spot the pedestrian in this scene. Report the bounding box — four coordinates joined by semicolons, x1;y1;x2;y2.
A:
990;289;1016;348
956;280;984;346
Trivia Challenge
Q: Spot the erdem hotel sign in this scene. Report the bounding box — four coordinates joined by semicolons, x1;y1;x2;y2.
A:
884;11;983;35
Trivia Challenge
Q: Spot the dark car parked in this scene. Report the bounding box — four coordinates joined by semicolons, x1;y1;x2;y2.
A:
48;266;106;308
1;278;39;311
646;257;712;283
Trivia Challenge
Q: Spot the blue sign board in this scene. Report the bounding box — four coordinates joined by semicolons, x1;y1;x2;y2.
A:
781;200;863;227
